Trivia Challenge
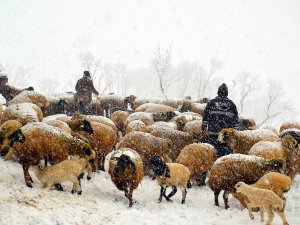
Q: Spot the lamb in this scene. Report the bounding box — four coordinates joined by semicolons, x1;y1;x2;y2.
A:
149;155;191;204
176;143;216;186
117;131;172;175
208;154;285;209
233;172;292;209
32;159;86;194
150;128;195;161
234;182;289;225
217;128;279;155
107;148;144;207
248;135;300;179
69;155;95;180
1;103;43;125
4;122;95;187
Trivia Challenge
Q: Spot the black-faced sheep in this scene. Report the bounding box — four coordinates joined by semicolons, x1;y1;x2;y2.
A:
107;148;144;207
208;154;285;209
176;143;216;186
217;128;279;155
116;131;172;175
279;121;300;132
234;182;289;225
149;155;191;204
4;122;95;187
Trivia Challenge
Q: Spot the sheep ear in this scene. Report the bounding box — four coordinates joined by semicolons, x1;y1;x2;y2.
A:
165;165;171;178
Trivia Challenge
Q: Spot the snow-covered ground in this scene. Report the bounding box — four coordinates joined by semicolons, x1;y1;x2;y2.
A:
0;158;299;225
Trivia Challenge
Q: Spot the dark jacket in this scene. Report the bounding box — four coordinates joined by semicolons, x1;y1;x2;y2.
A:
202;83;239;137
75;75;99;103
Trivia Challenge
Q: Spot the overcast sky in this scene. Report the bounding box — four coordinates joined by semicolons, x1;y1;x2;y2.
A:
0;0;300;101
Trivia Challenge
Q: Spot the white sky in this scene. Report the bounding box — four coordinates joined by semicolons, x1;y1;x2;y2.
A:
0;0;300;100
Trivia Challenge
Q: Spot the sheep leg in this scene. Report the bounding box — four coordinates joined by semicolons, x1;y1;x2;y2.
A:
181;188;187;204
158;186;166;202
260;207;264;222
167;186;177;200
128;188;134;207
22;164;33;188
247;203;254;219
214;191;220;207
223;190;230;209
87;162;92;180
266;207;274;225
277;208;289;225
100;153;105;171
162;187;172;202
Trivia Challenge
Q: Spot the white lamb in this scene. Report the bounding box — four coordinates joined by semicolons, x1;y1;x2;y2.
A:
235;182;289;225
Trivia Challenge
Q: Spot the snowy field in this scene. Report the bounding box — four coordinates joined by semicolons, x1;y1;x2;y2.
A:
0;158;299;225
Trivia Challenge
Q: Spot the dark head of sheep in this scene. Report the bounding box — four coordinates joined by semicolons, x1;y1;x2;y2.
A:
114;154;136;174
149;155;170;178
8;129;26;144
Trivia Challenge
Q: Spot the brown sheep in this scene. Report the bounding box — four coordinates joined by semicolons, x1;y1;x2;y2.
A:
4;122;95;187
238;116;257;130
183;119;206;140
248;135;300;179
125;112;155;128
125;120;148;134
44;119;72;134
43;95;67;117
69;118;117;171
136;103;175;114
1;103;44;125
176;143;216;186
96;94;130;117
217;128;279;155
111;110;131;136
149;155;191;204
208;154;285;209
117;131;172;175
234;182;289;225
279;121;300;132
8;90;49;110
108;148;144;207
151;128;195;161
179;101;206;116
52;92;78;116
233;172;292;209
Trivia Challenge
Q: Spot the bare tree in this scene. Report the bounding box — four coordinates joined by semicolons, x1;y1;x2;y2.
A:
152;44;171;99
195;57;223;99
257;80;291;127
234;72;259;114
5;64;32;87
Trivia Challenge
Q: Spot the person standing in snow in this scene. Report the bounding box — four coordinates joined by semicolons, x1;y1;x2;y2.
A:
0;71;34;105
200;83;239;158
75;70;99;115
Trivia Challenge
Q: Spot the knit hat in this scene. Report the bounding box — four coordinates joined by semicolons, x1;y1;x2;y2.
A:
83;71;91;78
217;83;228;97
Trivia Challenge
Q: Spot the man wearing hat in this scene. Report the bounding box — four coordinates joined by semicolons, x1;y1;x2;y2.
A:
75;71;99;115
201;83;239;158
0;71;34;104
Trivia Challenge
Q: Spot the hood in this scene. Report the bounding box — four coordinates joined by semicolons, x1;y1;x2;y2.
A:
217;83;228;97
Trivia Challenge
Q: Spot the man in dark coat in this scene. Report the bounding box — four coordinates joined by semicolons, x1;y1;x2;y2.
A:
75;71;99;115
0;73;34;104
201;83;239;158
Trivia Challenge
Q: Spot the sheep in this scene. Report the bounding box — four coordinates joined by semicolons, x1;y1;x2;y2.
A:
238;116;257;130
217;128;279;155
136;103;175;114
125;112;155;128
107;148;144;207
150;128;195;161
96;94;130;117
52;92;78;116
69;117;117;171
183;119;206;140
8;90;49;110
44;119;72;134
69;155;94;180
125;120;148;134
0;120;23;160
176;143;216;186
279;128;300;143
208;154;285;209
111;110;130;136
234;182;289;225
42;114;72;124
149;155;191;204
43;95;67;116
3;122;95;187
117;131;172;175
178;101;206;116
1;103;43;125
248;135;300;179
32;159;86;194
279;121;300;132
233;172;292;209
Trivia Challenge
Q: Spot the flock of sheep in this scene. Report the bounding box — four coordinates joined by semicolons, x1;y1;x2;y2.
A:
0;90;300;225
